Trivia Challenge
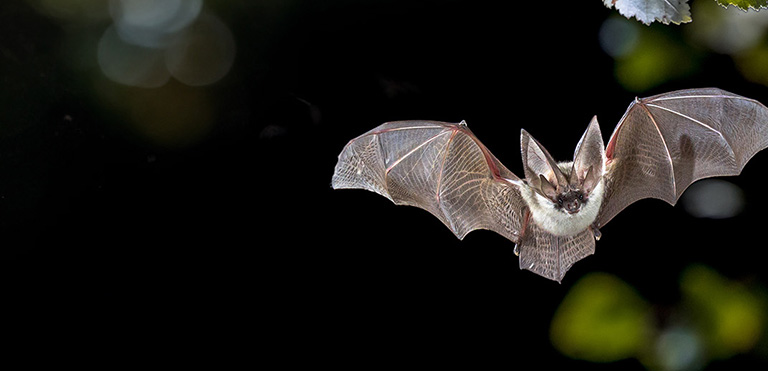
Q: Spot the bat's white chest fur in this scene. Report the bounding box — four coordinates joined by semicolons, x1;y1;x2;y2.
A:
520;163;605;236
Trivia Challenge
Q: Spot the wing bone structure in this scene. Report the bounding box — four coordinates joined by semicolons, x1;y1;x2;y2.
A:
599;88;768;227
332;121;524;243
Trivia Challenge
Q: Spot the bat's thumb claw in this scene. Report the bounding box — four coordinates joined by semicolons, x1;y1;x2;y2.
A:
590;225;602;241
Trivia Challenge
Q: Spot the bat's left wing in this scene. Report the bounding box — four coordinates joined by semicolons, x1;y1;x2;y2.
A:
597;88;768;228
332;121;526;244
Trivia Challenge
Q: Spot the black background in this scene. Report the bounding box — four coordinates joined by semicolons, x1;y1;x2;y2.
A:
1;1;766;367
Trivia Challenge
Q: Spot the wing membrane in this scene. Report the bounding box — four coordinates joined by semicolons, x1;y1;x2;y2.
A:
519;223;595;283
332;121;525;242
598;88;768;227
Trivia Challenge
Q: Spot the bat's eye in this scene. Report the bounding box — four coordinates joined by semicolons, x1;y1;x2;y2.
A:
557;197;564;205
578;194;584;201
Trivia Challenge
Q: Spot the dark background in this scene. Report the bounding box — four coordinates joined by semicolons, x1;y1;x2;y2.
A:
1;1;766;367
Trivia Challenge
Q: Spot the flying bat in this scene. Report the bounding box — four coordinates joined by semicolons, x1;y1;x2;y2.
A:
331;88;768;282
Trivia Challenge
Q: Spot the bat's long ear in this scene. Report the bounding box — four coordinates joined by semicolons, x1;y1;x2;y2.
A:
570;116;605;194
521;129;566;197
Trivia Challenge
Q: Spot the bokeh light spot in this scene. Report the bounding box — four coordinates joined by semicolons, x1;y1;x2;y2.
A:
97;25;170;88
613;30;699;92
736;44;768;86
681;179;745;219
599;16;640;58
165;14;236;87
655;326;703;371
109;0;203;48
550;273;650;362
96;1;236;88
680;265;766;357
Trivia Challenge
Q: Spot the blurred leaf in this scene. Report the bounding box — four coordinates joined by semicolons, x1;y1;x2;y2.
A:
613;29;700;92
680;265;767;358
687;0;768;55
550;273;650;362
603;0;692;25
715;0;768;10
736;43;768;86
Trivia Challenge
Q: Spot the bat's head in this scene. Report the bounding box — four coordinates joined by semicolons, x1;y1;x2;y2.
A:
521;117;606;215
534;171;589;215
553;185;586;214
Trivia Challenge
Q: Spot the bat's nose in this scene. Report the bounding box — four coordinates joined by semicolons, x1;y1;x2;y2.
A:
565;200;580;214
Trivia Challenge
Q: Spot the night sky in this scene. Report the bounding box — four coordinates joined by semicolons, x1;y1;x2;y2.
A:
2;1;767;367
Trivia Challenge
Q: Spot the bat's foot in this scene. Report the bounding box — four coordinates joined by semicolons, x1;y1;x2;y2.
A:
590;225;602;241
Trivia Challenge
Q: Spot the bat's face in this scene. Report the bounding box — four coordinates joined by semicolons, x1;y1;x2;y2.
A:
554;188;586;214
535;165;593;215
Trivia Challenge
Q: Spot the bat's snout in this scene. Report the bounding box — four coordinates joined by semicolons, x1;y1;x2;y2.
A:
564;199;581;214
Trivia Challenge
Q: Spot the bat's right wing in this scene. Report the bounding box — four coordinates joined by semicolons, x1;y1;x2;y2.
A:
332;121;525;243
597;88;768;228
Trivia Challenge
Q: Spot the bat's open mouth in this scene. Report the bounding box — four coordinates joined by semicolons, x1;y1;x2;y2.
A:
564;201;581;214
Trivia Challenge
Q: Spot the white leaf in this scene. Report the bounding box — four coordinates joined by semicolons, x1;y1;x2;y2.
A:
603;0;692;25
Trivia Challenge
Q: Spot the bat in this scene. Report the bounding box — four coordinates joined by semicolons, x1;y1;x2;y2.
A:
331;88;768;282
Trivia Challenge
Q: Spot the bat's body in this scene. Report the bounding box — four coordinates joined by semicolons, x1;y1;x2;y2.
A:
519;161;605;237
332;88;768;282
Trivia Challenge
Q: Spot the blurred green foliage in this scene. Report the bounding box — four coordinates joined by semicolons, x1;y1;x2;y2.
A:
737;44;768;87
550;273;650;362
602;1;768;92
550;265;767;369
612;25;701;92
681;265;767;358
